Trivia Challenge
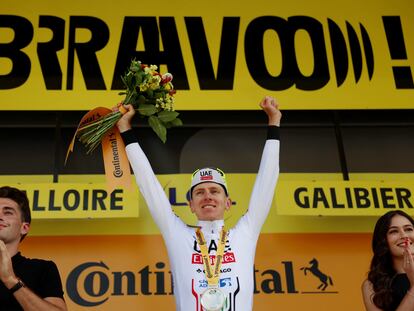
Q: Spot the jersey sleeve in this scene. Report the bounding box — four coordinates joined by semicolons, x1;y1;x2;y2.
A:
121;130;183;236
234;126;280;238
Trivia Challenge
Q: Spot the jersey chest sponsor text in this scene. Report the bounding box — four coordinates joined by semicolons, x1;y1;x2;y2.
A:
191;252;236;264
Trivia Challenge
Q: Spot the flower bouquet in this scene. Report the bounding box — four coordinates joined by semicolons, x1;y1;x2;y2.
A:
77;59;182;154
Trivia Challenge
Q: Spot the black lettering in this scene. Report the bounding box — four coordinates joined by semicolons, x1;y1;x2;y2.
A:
282;261;298;293
92;190;107;210
346;22;363;83
245;16;293;90
371;188;380;208
193;240;201;253
83;189;89;210
169;271;174;295
254;266;260;294
63;189;80;211
294;187;309;208
261;269;284;293
67;16;109;90
380;188;395;208
37;15;64;89
169;188;187;206
185;17;240;89
328;19;348;87
0;15;33;89
154;262;166;295
354;188;370;208
112;17;189;90
112;271;138;296
287;16;330;90
330;188;345;208
85;271;109;297
32;190;45;211
345;188;353;208
382;16;414;89
66;261;109;307
48;190;61;211
138;265;152;295
110;189;123;210
245;16;329;91
396;188;413;208
313;188;329;208
208;240;218;253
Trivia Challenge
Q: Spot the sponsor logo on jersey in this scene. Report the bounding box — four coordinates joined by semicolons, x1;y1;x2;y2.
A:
192;252;236;264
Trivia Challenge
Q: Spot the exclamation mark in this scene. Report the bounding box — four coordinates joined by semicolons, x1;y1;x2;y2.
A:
382;16;414;89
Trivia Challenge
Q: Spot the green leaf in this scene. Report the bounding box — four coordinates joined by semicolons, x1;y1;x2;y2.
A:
164;118;183;129
136;71;144;85
121;75;127;88
130;64;140;72
137;95;146;106
137;103;157;116
146;89;154;98
158;110;179;123
148;116;167;143
170;118;183;127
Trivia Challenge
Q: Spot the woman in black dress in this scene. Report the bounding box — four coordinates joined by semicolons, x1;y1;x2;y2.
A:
362;210;414;310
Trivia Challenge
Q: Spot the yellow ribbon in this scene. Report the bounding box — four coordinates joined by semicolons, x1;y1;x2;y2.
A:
195;227;228;287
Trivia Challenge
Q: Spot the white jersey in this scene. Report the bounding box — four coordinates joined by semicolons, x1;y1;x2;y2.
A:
125;137;280;311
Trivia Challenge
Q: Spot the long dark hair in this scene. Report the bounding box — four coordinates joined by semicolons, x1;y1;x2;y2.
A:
368;210;414;310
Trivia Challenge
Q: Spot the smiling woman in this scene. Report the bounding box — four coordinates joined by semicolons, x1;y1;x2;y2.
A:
362;211;414;311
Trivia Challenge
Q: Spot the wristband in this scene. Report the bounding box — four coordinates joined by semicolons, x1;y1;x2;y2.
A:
267;126;280;140
120;129;138;146
9;279;25;294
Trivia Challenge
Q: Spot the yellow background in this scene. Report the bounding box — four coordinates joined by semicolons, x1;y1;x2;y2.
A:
276;180;414;216
2;173;414;235
8;183;139;219
1;0;414;110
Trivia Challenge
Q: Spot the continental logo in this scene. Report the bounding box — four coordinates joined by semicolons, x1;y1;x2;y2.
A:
66;259;337;307
0;14;412;92
108;133;123;178
66;261;173;307
276;181;414;216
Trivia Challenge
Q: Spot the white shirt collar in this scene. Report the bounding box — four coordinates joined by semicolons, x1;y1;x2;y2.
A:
196;219;224;234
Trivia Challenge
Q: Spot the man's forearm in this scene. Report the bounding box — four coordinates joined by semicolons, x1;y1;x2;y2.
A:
12;286;66;311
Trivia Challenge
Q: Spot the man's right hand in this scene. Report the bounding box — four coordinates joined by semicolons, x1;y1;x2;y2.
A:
259;96;282;127
0;240;18;289
115;104;135;133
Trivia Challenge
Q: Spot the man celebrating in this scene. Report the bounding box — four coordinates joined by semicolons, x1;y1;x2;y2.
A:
0;186;67;311
117;96;281;310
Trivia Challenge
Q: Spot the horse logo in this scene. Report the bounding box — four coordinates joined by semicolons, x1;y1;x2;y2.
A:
300;258;333;291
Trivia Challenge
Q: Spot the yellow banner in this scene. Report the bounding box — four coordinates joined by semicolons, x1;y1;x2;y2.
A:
276;180;414;216
2;174;414;233
21;234;370;311
1;0;413;110
9;183;139;219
